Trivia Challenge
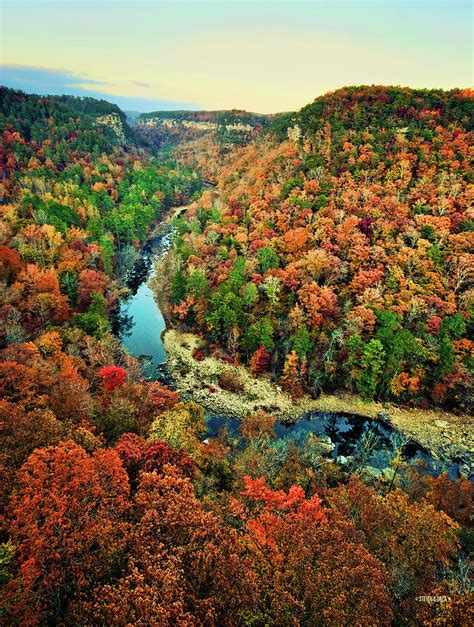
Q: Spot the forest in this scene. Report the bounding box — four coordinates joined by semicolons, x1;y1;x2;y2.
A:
169;86;473;412
0;85;473;625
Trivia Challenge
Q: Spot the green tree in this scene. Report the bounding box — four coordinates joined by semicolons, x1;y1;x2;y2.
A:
243;318;274;355
171;267;186;304
228;257;247;293
242;282;258;308
72;292;110;338
257;246;279;273
290;327;313;359
59;271;78;307
205;290;243;342
357;339;386;400
99;234;115;274
187;268;208;299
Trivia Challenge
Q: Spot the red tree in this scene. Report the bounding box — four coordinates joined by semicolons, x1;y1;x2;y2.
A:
249;345;271;374
98;365;127;391
232;476;393;624
115;432;195;489
84;469;257;625
6;442;130;624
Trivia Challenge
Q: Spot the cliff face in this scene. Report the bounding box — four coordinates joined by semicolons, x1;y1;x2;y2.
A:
96;112;127;143
131;109;273;162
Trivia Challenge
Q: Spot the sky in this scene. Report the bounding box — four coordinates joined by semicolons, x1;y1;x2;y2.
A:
0;1;472;113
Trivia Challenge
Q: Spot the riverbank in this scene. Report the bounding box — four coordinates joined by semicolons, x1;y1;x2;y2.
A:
145;213;472;477
162;329;473;474
163;329;320;419
147;203;188;238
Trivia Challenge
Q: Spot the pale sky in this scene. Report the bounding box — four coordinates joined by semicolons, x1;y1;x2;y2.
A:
1;1;472;113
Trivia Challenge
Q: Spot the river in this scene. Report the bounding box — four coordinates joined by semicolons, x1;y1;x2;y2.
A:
117;213;459;480
119;227;173;369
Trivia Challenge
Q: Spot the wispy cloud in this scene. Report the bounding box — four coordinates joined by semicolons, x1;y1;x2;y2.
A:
0;64;201;111
1;63;110;88
2;1;470;113
129;79;152;89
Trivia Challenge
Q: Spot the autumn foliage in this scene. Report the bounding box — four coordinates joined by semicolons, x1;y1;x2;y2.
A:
1;87;472;625
169;86;473;411
98;365;127;391
6;442;130;624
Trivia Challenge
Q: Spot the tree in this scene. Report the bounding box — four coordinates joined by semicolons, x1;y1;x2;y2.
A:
0;400;64;509
85;469;257;625
171;266;186;305
425;472;474;526
243;318;274;355
260;275;281;307
240;409;276;441
115;432;195;489
187;267;208;299
149;401;206;461
257;245;279;273
249;345;271;374
242;282;258;308
328;476;460;608
0;245;22;283
280;350;303;397
357;339;386;400
205;289;243;343
232;476;393;625
290;326;313;359
98;365;127;391
14;223;64;267
6;442;130;624
78;269;109;309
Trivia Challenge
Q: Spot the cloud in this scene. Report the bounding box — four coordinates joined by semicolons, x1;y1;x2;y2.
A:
0;64;201;111
1;63;109;89
129;80;152;89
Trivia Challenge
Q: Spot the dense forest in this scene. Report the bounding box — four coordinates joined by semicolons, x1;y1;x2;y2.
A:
0;86;473;625
135;108;275;181
168;86;473;412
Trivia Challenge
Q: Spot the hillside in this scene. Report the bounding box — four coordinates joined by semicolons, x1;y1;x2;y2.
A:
166;85;474;413
137;108;272;145
1;86;473;626
0;87;200;501
133;108;277;181
0;87;142;149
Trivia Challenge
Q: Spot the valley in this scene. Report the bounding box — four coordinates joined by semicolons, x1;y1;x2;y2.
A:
115;190;472;476
1;84;473;625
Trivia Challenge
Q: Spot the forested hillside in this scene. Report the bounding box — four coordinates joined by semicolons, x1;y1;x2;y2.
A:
134;108;275;181
168;86;473;412
0;87;472;625
0;86;199;512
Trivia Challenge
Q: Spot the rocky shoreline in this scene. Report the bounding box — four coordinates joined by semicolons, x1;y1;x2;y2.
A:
149;229;473;481
162;329;320;420
162;329;473;479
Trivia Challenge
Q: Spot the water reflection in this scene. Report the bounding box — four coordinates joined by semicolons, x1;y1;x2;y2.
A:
116;224;175;371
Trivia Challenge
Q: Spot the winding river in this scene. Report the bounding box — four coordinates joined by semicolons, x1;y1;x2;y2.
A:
119;226;173;369
117;213;459;480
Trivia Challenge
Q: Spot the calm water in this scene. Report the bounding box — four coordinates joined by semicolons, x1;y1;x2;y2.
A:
120;279;167;367
206;412;459;479
119;227;174;369
117;222;459;480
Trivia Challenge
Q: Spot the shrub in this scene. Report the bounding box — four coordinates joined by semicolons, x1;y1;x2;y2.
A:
192;347;204;361
218;370;244;393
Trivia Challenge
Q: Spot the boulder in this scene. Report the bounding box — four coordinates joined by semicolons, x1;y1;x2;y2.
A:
458;463;471;480
359;466;383;482
317;435;335;455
